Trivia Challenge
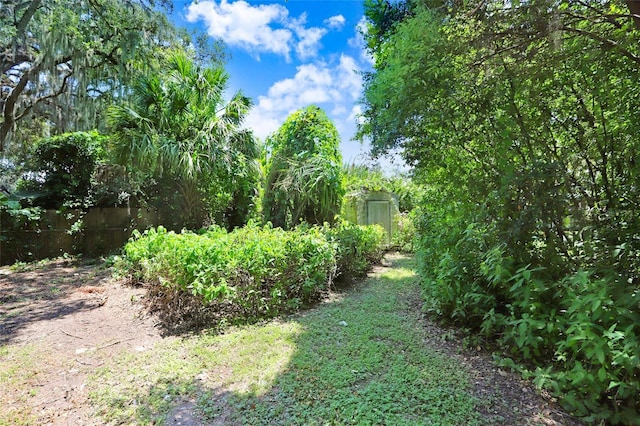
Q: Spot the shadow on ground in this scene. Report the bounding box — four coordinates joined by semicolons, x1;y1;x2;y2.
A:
0;260;109;345
90;255;583;426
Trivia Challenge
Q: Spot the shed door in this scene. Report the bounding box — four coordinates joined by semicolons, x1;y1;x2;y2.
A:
367;201;391;242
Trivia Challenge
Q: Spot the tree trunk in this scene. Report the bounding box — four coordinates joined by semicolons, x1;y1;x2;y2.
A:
0;67;32;152
626;0;640;29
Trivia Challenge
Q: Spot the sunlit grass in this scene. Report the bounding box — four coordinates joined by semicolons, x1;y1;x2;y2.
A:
89;255;480;425
0;344;41;425
209;256;480;425
88;321;302;423
191;321;303;395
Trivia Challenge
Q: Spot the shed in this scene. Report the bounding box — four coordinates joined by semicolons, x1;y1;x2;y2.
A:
343;190;400;243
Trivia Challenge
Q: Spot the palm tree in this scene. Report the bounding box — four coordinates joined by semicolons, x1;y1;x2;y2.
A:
108;52;260;228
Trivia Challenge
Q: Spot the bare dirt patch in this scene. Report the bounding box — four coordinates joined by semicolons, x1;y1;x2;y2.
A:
0;259;164;425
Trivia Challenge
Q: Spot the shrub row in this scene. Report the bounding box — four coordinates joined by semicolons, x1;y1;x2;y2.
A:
326;220;386;281
119;222;385;330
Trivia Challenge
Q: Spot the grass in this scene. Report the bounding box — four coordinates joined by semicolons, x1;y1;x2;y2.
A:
0;344;41;425
89;320;304;423
88;254;480;425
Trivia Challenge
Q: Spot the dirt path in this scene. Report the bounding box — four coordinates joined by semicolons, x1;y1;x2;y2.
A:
0;256;581;425
0;260;164;425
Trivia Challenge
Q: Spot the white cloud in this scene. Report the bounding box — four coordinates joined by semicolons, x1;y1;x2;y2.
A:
186;1;341;61
187;1;291;59
245;55;363;141
348;17;374;65
335;55;362;99
332;105;348;116
349;104;364;124
289;14;327;60
324;15;346;30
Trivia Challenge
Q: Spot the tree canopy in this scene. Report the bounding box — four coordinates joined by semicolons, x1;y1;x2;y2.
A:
361;0;640;267
107;51;259;229
263;105;344;229
0;0;221;153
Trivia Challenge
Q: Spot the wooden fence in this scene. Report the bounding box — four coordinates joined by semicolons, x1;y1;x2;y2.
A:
0;208;159;265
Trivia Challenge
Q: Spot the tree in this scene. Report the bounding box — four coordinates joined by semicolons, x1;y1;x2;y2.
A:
360;0;640;266
362;0;415;57
359;0;640;421
263;105;344;229
18;131;106;209
107;52;259;229
0;0;219;152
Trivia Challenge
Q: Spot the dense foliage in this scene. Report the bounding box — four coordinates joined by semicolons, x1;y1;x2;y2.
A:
343;164;422;213
263;106;344;229
17;132;107;209
119;222;385;329
325;220;386;281
0;0;216;153
108;52;260;229
361;0;640;422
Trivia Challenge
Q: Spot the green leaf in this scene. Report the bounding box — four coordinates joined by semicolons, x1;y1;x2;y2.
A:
598;367;607;382
594;346;606;365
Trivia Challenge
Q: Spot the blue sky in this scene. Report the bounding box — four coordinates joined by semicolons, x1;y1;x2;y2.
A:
170;0;374;165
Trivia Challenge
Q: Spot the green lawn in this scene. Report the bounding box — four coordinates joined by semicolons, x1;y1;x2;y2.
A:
89;254;480;425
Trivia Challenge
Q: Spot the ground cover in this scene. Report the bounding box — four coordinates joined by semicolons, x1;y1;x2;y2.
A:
0;254;582;425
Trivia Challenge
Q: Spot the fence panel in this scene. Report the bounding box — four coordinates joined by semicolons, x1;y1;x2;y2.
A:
0;208;159;265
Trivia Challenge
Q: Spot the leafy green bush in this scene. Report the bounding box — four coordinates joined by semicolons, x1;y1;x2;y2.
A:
391;211;416;253
119;221;386;329
120;223;337;329
89;164;146;208
414;201;489;323
488;268;640;424
324;221;386;281
414;202;640;424
18;131;107;209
